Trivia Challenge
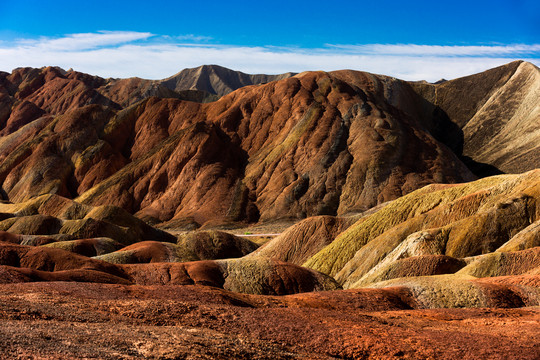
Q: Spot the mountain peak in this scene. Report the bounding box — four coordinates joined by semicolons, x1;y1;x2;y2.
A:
160;65;296;96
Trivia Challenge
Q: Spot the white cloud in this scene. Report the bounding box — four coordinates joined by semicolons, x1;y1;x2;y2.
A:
327;44;540;57
16;31;153;51
0;32;538;82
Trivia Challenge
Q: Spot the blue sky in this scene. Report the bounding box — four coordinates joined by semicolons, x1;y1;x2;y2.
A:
0;0;538;81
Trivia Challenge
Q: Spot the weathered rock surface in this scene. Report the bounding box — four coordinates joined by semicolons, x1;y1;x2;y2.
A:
0;241;127;278
95;231;259;264
0;242;340;295
176;230;259;260
355;255;467;286
408;60;540;176
95;241;185;264
458;247;540;278
0;241;338;295
43;237;123;257
368;274;540;308
247;215;355;265
124;258;340;295
159;64;295;97
73;71;475;224
301;169;539;287
497;220;540;252
0;195;176;245
0;64;488;226
1;62;539;358
2;62;538;226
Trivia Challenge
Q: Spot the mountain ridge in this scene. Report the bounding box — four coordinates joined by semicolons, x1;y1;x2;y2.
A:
0;61;538;227
407;60;540;175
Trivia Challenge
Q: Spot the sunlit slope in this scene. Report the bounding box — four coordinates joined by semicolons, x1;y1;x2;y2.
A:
304;170;539;288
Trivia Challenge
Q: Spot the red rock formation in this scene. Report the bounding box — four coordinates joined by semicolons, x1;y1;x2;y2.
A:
76;71;474;225
0;241;126;277
0;63;537;226
0;241;339;295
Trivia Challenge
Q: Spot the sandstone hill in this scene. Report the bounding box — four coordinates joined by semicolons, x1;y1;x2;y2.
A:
1;64;494;228
95;231;259;264
243;169;540;308
0;240;339;295
0;193;339;296
1;62;537;229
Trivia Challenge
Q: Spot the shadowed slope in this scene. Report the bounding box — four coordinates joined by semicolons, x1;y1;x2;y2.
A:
0;241;127;278
0;195;176;245
177;230;259;260
96;77;219;107
497;220;540;252
75;70;474;224
43;238;123;257
409;61;540;175
94;231;259;264
95;241;189;264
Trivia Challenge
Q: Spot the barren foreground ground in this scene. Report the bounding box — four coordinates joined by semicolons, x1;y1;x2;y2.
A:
0;282;538;359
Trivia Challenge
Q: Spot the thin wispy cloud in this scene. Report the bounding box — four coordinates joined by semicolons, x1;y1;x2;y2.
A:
0;31;538;81
328;44;540;57
173;34;213;42
16;31;154;51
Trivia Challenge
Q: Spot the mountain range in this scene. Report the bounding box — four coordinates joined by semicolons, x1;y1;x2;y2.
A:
0;61;539;359
0;61;538;228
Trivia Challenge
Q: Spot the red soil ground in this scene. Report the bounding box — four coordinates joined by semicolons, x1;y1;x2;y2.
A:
0;282;538;359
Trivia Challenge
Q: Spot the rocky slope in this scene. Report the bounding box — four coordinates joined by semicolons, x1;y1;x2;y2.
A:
0;194;176;245
0;194;339;296
1;66;486;227
1;63;538;228
248;169;539;295
97;64;295;107
408;60;540;176
1;62;537;229
0;62;538;288
96;231;259;264
0;240;339;295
